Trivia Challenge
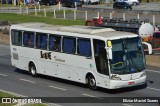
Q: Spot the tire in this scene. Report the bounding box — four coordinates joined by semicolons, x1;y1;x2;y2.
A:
132;2;137;6
62;3;65;7
29;63;37;77
71;3;75;8
88;75;97;90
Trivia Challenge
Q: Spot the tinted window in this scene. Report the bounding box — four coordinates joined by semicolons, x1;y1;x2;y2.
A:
36;33;48;50
23;32;35;48
49;35;61;52
77;38;91;57
63;37;76;54
11;30;22;46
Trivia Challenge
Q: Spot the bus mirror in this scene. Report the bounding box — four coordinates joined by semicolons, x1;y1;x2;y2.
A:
142;42;152;54
105;46;113;60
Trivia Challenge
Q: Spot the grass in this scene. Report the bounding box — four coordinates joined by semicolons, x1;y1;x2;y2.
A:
0;13;85;26
0;91;16;106
0;91;15;97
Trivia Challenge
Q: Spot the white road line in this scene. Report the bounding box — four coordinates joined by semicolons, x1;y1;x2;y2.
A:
19;78;36;83
82;94;104;99
147;87;160;92
82;93;96;97
49;86;67;91
47;103;62;106
0;73;8;76
122;104;133;106
146;69;160;74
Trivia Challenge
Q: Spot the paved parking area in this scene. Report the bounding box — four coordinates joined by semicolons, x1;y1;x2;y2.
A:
83;3;160;11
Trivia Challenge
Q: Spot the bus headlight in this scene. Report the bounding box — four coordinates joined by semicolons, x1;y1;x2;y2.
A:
111;75;121;80
141;72;146;77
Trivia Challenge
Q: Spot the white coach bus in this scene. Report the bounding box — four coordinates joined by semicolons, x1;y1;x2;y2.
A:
10;23;152;90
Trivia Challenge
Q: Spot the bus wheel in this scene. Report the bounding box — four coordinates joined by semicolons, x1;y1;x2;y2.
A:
30;63;37;77
88;75;97;90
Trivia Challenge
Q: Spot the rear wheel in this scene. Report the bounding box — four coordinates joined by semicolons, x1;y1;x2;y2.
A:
88;75;97;90
29;63;37;77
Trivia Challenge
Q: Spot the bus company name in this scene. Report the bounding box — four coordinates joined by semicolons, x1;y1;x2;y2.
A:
54;56;65;62
40;51;51;60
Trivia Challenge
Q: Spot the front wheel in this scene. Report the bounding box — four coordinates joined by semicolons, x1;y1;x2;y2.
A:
30;63;37;77
132;2;137;6
88;75;97;90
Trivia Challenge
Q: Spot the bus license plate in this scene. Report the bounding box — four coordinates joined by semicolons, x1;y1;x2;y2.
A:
128;81;135;85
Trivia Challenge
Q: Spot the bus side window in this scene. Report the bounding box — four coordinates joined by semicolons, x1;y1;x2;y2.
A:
49;35;61;52
77;38;91;57
23;32;34;48
63;37;76;54
36;33;48;50
11;30;22;46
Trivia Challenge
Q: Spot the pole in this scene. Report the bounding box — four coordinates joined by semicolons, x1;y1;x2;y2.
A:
137;14;139;19
26;6;28;15
54;9;56;18
123;13;125;21
58;1;61;10
35;6;37;16
85;11;88;21
20;5;22;14
110;13;112;19
97;12;100;18
63;9;66;19
74;10;76;20
39;4;40;12
14;0;16;6
153;14;155;26
44;8;46;17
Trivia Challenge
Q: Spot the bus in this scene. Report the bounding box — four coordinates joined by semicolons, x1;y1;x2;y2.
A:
10;23;152;90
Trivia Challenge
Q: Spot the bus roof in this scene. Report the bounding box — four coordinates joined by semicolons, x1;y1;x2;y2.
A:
11;23;138;39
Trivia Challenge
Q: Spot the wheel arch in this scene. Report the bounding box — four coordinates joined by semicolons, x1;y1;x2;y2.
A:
85;72;96;84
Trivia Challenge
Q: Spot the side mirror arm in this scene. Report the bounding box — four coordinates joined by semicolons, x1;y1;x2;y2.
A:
143;42;152;54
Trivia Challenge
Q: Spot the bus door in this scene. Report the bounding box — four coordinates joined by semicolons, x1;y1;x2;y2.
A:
93;39;110;87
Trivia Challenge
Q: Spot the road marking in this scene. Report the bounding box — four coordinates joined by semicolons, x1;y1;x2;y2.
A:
82;94;104;99
49;86;67;91
19;78;36;83
82;93;96;97
122;104;133;106
0;73;8;76
146;69;160;74
47;103;62;106
147;87;160;92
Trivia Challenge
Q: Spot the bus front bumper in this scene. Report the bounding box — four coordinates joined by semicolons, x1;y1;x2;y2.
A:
109;76;146;89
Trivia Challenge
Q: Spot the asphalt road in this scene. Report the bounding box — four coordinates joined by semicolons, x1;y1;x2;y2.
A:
0;44;160;106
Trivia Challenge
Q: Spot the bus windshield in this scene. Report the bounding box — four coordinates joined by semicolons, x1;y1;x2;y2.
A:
109;37;145;75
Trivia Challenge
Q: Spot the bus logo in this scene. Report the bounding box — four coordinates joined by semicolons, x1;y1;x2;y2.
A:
40;51;51;60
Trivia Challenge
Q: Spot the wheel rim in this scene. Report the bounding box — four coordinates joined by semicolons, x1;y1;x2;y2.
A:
89;78;96;87
31;67;36;75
